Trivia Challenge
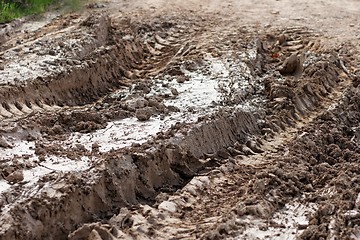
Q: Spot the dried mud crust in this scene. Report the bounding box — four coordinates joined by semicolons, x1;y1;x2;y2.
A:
0;5;359;240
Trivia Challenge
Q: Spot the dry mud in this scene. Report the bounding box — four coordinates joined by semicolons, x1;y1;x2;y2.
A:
0;0;360;239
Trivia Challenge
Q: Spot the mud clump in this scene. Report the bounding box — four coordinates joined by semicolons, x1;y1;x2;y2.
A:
3;171;24;183
51;111;107;133
279;53;302;75
135;107;154;121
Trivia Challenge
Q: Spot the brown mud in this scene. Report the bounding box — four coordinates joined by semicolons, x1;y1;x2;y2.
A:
0;0;360;239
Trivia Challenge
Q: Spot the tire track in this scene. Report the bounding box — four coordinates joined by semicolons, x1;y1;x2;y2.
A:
67;26;358;240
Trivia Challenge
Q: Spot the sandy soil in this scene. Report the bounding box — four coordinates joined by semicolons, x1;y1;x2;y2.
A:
0;0;359;239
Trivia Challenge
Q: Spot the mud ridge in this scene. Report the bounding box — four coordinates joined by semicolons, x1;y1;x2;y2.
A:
0;13;149;121
259;30;352;137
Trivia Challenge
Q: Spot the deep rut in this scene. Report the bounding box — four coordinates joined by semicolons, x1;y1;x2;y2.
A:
0;13;201;123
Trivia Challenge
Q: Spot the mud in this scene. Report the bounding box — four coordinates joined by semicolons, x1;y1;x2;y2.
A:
0;0;360;239
0;110;258;239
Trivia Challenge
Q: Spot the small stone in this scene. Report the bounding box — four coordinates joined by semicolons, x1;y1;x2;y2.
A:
0;65;4;70
171;88;179;96
350;23;355;27
135;107;153;121
279;54;301;75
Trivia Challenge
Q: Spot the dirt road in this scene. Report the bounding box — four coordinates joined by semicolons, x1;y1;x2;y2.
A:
0;0;359;239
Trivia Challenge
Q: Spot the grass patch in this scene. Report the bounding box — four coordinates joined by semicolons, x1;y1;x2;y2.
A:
0;1;22;23
0;0;53;23
0;0;85;23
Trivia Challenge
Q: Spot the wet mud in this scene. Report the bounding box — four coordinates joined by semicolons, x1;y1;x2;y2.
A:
0;1;360;240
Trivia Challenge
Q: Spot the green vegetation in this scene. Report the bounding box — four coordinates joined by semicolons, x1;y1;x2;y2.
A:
0;1;21;23
0;0;52;23
0;0;84;23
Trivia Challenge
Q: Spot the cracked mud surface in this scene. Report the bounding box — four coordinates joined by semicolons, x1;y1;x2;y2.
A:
0;0;360;239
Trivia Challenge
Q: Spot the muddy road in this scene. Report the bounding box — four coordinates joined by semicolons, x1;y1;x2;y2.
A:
0;0;360;239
